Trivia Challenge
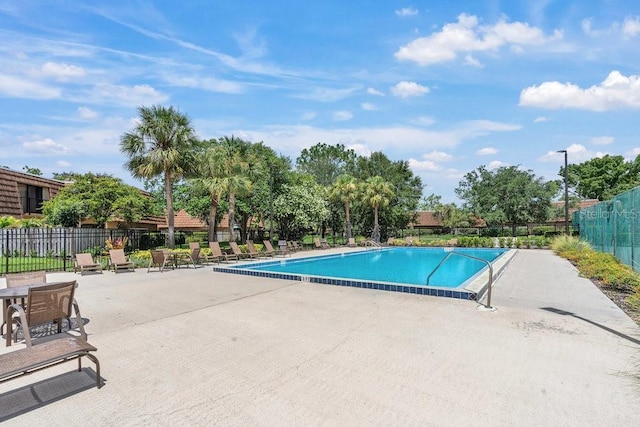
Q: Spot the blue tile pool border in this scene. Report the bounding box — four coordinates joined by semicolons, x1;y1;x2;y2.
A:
212;256;478;301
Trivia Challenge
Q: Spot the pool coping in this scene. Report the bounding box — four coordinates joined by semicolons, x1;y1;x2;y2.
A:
212;247;516;301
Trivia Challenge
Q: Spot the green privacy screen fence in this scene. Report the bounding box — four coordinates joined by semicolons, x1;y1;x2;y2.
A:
574;187;640;272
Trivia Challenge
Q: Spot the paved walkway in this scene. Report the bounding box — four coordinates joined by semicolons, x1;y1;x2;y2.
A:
1;249;640;425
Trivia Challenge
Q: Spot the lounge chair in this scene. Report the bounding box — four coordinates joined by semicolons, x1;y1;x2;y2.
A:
108;249;135;273
247;240;271;258
386;237;395;246
1;280;102;388
209;241;238;263
348;238;357;247
313;238;324;249
74;253;103;275
291;241;303;251
263;240;286;257
229;241;251;260
320;238;331;249
405;236;414;246
188;242;216;264
148;249;172;272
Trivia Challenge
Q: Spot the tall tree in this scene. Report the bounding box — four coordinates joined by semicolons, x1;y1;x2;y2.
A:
42;173;152;228
217;136;253;242
329;174;359;239
361;176;394;243
120;105;197;248
564;154;640;201
296;143;357;186
354;152;422;237
456;165;559;236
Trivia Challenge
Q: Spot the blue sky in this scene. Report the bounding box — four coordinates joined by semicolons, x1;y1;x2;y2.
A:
1;1;640;203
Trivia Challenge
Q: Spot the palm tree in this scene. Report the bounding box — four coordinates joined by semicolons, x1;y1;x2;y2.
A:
361;176;394;243
120;105;197;248
218;136;253;242
329;174;359;239
192;143;227;241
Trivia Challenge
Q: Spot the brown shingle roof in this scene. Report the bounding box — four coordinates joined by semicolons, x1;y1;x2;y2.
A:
0;167;66;217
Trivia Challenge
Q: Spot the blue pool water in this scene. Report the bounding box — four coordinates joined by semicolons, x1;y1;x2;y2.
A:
233;247;507;288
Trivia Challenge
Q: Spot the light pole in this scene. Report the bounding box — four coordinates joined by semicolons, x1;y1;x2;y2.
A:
557;150;569;235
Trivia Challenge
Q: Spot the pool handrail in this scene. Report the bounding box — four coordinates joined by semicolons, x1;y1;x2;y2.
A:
426;251;494;309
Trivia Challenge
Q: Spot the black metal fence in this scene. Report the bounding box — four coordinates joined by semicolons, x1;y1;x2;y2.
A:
0;228;168;275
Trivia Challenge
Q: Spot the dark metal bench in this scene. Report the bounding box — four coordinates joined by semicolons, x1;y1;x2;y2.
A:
0;337;102;388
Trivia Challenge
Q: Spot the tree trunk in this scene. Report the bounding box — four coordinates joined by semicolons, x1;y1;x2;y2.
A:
165;171;175;249
345;203;352;239
208;198;218;242
228;192;236;242
372;207;380;243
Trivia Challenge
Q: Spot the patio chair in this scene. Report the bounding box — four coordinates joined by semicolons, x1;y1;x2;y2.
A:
147;249;172;273
229;241;251;260
348;238;357;247
278;240;292;256
74;253;103;275
188;242;215;264
247;240;272;258
181;245;203;268
263;240;286;257
291;241;303;251
313;238;324;249
6;281;83;347
108;249;135;273
320;238;331;249
405;236;414;246
209;241;238;263
386;237;395;246
2;271;48;335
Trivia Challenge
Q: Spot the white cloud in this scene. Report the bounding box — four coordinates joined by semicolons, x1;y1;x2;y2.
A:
295;86;361;102
361;103;377;111
411;116;436;126
590;136;614;145
78;106;98;120
539;143;607;163
301;111;316;120
625;147;640;160
163;74;243;94
57;160;72;168
476;147;497;155
422;150;453;162
333;110;353;121
347;143;371;157
408;158;441;171
395;7;419;17
23;138;68;154
623;17;640;37
463;54;483;68
367;87;385;96
487;160;506;170
534;116;550;123
0;73;60;99
41;62;86;81
87;83;168;106
519;71;640;111
391;81;429;98
395;13;561;66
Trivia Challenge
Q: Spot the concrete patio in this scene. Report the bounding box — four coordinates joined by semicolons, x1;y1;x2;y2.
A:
1;248;640;425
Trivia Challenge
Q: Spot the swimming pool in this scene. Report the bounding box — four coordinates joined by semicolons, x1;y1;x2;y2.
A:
213;247;510;300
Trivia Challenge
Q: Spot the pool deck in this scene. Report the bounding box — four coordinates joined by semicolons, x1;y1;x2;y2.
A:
1;248;640;425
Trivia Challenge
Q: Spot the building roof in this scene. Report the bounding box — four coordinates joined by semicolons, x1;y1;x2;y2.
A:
409;211;486;228
0;167;66;217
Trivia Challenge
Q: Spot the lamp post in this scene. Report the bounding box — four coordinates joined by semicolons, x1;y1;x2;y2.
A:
557;150;569;235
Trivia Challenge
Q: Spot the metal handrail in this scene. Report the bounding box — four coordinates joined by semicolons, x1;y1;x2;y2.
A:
426;251;494;309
